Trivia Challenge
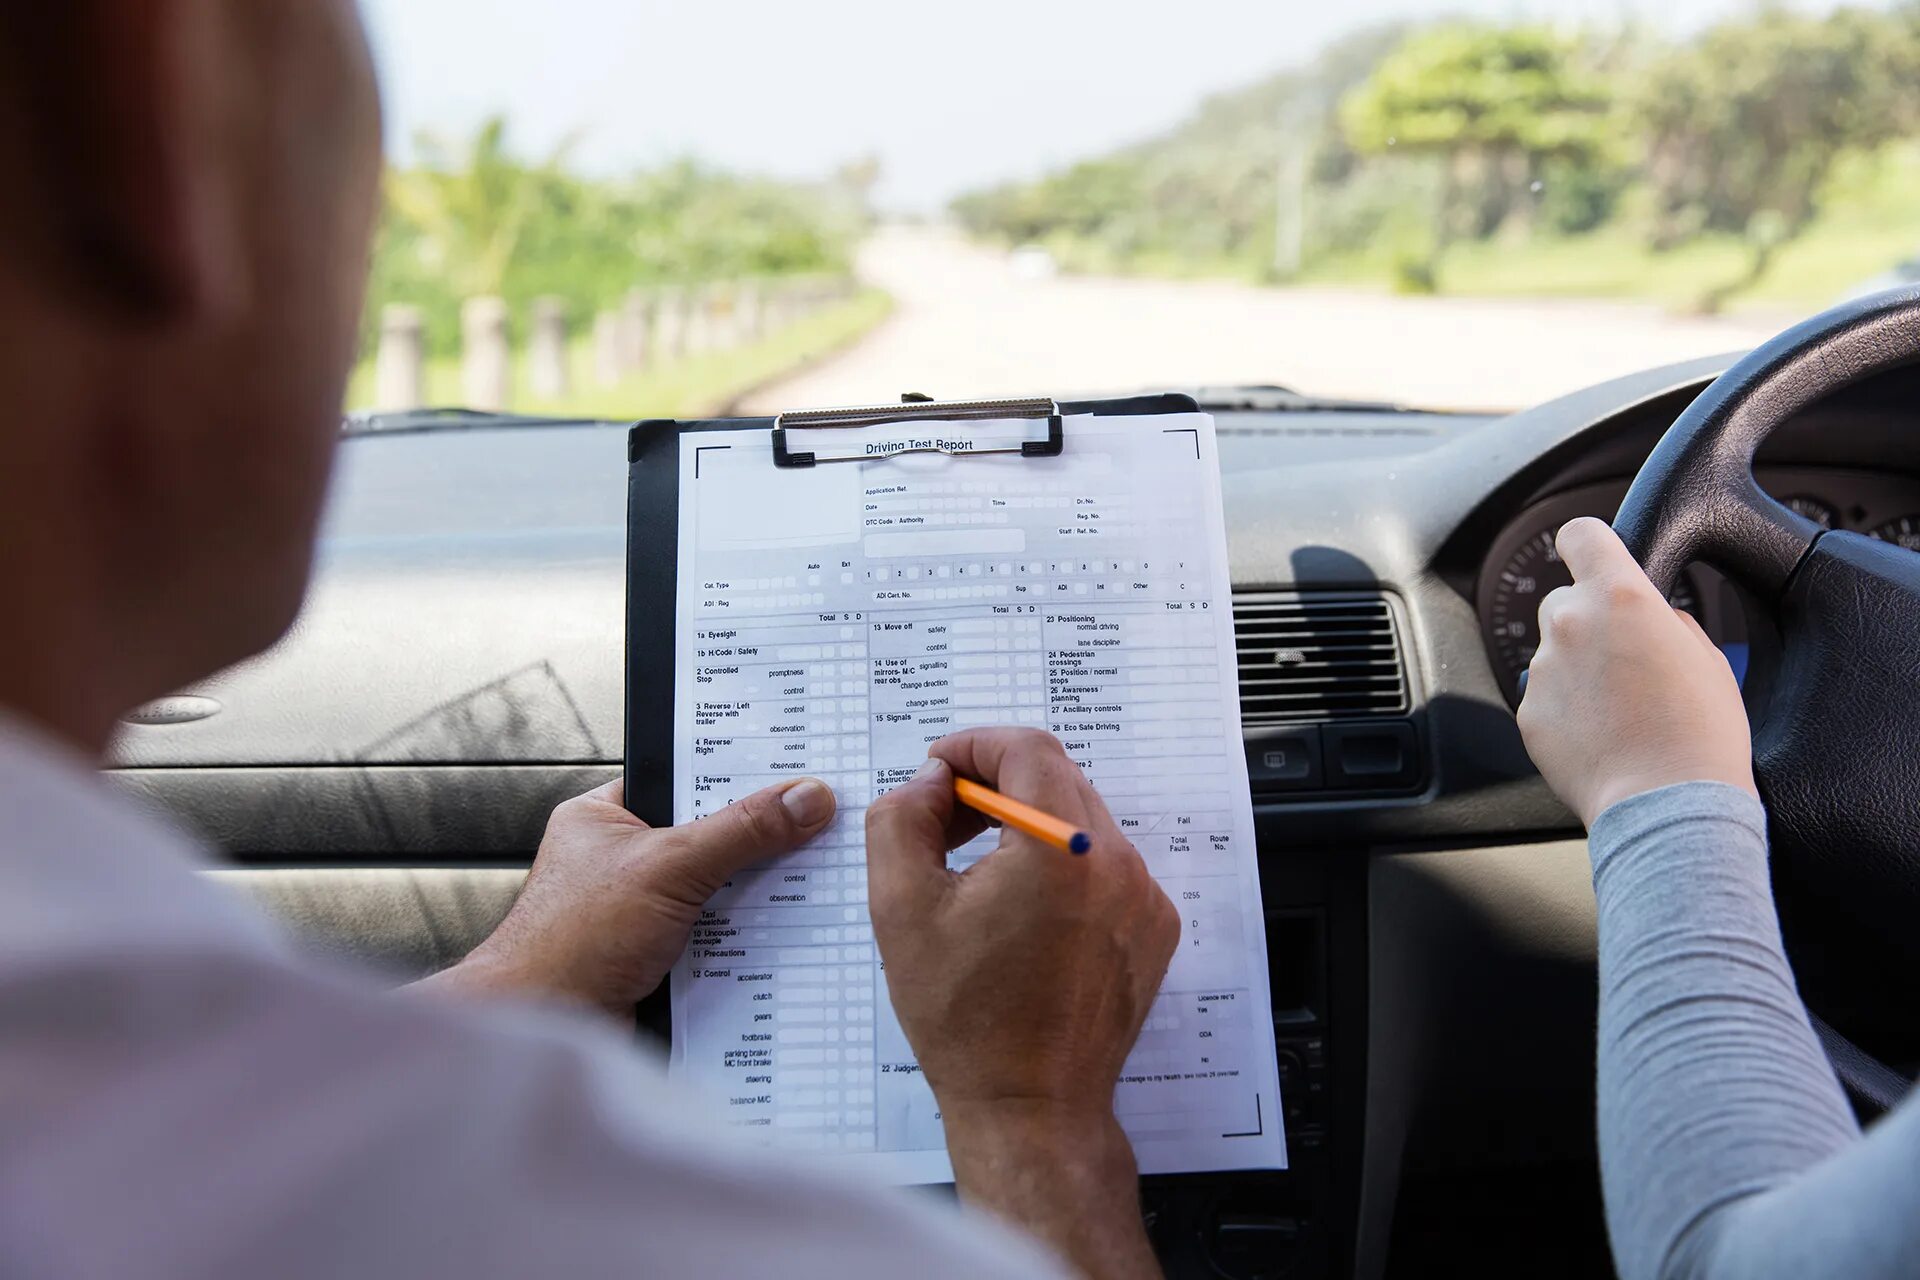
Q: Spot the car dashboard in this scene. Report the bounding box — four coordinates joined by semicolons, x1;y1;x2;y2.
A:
105;352;1920;1279
1474;466;1920;705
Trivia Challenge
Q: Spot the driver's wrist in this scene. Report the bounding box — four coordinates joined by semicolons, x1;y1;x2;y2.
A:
1586;766;1757;829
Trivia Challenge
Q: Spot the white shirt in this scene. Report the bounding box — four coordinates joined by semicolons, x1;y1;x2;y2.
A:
0;716;1063;1279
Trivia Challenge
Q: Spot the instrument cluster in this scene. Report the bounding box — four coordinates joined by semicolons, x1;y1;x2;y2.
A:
1476;468;1920;706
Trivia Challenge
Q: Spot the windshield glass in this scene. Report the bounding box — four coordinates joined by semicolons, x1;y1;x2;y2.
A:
353;1;1920;417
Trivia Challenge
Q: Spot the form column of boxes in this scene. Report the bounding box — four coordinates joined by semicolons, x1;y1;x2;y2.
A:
943;616;1045;721
767;619;871;845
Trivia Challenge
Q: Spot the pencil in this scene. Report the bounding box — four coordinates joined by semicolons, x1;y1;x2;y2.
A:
953;776;1092;855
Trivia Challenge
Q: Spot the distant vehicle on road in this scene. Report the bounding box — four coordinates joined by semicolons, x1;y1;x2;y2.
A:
1009;243;1058;281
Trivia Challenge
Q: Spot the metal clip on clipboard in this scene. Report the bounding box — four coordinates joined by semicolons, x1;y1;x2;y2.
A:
770;395;1064;467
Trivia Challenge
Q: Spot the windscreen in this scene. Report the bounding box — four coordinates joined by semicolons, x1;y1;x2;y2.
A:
353;0;1920;418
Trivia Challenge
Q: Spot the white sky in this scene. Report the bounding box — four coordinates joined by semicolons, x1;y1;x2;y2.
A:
360;0;1870;212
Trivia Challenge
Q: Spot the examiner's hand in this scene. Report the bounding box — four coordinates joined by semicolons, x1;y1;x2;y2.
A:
1517;517;1756;828
867;727;1177;1123
866;727;1175;1280
429;777;835;1018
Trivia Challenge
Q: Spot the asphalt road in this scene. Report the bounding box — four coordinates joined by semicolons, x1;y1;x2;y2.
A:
742;226;1792;414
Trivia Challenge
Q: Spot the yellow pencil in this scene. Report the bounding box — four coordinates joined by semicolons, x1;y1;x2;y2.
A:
953;776;1092;855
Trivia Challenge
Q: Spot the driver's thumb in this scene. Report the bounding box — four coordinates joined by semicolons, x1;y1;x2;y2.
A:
1556;516;1644;587
663;778;837;891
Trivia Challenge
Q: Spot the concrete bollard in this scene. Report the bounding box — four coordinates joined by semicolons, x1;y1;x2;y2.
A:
374;303;426;411
655;287;687;362
684;286;712;356
735;281;762;345
528;297;571;401
460;295;511;412
779;280;806;324
761;284;790;334
798;274;826;317
621;288;652;373
593;310;623;388
705;284;737;352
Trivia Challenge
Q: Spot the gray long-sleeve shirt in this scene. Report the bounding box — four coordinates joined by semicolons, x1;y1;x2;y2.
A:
1588;782;1920;1280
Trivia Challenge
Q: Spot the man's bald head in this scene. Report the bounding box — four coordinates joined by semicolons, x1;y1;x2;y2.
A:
0;1;381;753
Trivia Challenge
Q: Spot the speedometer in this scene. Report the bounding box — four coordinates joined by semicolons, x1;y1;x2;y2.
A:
1782;495;1837;529
1484;528;1699;703
1867;514;1920;550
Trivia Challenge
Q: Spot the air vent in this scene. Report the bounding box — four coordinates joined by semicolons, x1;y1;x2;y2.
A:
1233;593;1409;724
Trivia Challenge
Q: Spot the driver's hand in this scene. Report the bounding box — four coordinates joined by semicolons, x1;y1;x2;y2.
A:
434;777;835;1017
1518;517;1756;828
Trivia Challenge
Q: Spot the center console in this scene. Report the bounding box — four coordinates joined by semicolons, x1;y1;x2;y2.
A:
1143;847;1361;1279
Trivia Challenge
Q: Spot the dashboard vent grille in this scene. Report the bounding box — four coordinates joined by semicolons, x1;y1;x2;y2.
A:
1233;592;1409;724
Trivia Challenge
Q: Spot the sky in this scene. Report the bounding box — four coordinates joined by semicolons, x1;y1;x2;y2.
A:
359;0;1871;212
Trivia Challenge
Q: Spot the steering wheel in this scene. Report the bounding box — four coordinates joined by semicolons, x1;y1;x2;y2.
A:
1613;286;1920;1102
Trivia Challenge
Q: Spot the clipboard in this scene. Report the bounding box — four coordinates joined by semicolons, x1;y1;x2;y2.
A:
623;391;1199;832
619;392;1199;1047
622;391;1291;1180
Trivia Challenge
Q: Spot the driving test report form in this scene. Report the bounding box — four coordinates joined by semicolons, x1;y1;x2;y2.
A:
669;412;1286;1184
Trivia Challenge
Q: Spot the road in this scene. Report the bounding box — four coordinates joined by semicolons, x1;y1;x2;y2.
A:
742;226;1791;414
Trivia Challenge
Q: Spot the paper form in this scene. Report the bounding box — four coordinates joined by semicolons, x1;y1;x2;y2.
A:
669;412;1286;1184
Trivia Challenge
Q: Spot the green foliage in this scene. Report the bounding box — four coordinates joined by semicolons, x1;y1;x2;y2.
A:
1306;143;1920;311
1341;26;1613;161
385;117;570;300
949;8;1920;311
950;25;1410;277
1299;154;1442;258
1341;25;1617;250
1536;156;1623;235
367;118;864;357
952;159;1145;246
1390;253;1438;295
1637;9;1920;250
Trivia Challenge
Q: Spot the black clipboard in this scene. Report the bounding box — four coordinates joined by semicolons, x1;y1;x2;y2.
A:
622;391;1199;830
622;391;1198;1041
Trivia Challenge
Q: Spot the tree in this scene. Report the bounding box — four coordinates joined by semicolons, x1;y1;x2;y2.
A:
364;121;858;358
384;116;575;302
1635;8;1920;308
1340;25;1616;279
949;25;1411;277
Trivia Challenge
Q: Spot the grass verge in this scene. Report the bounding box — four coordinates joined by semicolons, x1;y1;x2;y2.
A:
1031;145;1920;314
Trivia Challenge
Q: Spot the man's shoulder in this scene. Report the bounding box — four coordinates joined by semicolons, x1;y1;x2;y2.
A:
0;928;1064;1280
0;713;284;971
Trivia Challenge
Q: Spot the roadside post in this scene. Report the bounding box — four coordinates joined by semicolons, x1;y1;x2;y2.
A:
529;297;571;401
594;309;623;387
621;288;653;373
373;303;425;411
460;296;511;412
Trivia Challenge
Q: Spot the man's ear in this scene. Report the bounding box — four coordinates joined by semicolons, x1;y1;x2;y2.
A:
2;0;246;323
